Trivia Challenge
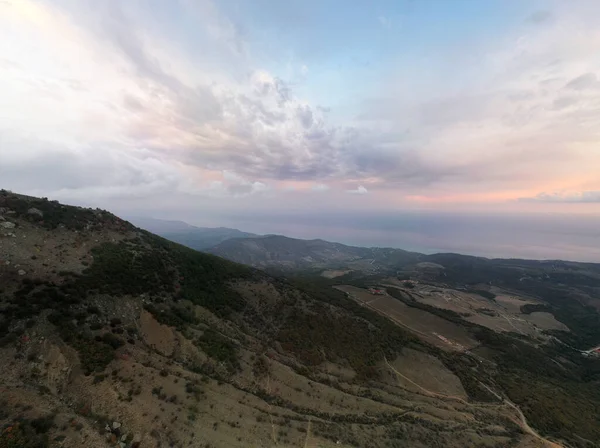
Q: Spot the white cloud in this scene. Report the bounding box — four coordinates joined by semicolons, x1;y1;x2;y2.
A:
1;0;600;212
347;185;368;195
358;2;600;196
210;171;269;197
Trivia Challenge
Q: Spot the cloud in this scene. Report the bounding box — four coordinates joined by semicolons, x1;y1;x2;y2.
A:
218;171;269;197
311;184;330;192
356;3;600;197
526;11;554;24
378;16;391;29
1;0;600;212
347;185;368;195
519;191;600;203
564;72;599;90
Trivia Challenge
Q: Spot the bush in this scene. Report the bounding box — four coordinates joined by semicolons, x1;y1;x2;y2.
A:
0;416;54;448
197;329;239;372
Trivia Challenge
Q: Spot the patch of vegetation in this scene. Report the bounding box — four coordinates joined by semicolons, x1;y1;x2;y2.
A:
161;236;252;317
520;303;553;314
252;355;270;378
76;241;176;297
197;329;239;372
387;288;474;327
468;289;496;300
144;303;198;330
277;279;415;380
0;415;55;448
47;313;116;374
73;233;253;318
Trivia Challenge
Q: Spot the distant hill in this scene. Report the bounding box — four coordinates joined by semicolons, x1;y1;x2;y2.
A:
127;216;258;250
207;234;421;271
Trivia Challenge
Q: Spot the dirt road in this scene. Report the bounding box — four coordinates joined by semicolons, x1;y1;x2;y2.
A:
384;357;564;448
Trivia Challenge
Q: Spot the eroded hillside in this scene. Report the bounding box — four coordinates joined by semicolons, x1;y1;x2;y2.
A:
0;191;591;448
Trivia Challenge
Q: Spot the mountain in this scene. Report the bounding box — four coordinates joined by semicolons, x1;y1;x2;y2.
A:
127;216;258;250
1;189;600;447
207;234;421;272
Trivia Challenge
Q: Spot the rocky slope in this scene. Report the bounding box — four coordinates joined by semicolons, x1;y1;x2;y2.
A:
0;190;590;448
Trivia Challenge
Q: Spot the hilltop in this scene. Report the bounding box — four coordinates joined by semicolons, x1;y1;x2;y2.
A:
207;234;420;273
127;217;257;251
1;190;600;447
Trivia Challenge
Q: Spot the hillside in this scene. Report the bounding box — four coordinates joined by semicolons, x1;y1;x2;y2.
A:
207;234;420;273
1;190;600;448
127;217;257;251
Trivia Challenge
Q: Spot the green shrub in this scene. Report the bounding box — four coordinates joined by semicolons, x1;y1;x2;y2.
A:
197;329;239;372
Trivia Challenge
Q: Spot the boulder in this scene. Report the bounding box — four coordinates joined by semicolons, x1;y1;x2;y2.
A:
27;208;44;218
0;222;15;229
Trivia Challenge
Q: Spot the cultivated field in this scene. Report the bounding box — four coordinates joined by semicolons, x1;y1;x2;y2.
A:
320;269;352;279
386;348;468;399
392;283;569;337
334;285;477;351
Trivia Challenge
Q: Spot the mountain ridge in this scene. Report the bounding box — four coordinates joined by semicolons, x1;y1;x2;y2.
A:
126;216;258;251
2;189;600;447
207;233;421;272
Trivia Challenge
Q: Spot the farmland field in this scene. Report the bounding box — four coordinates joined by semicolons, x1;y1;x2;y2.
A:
334;285;477;351
321;269;352;279
390;283;568;337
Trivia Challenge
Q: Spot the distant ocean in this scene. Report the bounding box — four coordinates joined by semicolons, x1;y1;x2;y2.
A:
226;211;600;263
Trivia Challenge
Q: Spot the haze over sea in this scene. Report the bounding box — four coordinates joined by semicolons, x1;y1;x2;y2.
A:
133;208;600;263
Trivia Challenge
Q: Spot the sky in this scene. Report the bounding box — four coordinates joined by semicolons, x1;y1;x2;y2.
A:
1;0;600;260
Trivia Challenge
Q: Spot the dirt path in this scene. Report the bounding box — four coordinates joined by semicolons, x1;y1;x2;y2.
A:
265;374;278;446
384;357;563;448
479;384;563;448
498;311;525;335
303;418;312;448
384;357;472;405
